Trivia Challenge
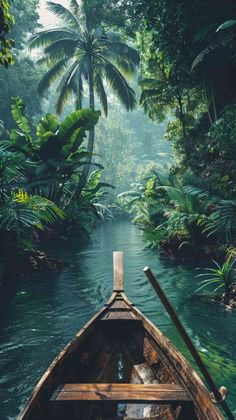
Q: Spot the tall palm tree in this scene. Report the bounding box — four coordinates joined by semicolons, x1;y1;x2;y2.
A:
29;0;139;195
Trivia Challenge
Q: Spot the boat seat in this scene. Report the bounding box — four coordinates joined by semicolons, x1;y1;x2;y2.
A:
51;383;192;405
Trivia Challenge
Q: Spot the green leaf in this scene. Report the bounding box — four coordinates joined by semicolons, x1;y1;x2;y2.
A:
36;114;60;141
86;170;101;190
11;97;32;137
59;109;100;157
216;20;236;32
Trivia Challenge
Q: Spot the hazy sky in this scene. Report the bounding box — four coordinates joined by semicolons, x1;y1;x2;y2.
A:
39;0;70;27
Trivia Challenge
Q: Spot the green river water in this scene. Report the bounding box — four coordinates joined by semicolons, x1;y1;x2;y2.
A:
0;220;236;419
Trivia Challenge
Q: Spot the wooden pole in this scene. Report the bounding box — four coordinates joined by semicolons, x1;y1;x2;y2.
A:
143;267;235;420
113;252;124;292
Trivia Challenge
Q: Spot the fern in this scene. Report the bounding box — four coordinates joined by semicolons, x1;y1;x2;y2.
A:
202;200;236;243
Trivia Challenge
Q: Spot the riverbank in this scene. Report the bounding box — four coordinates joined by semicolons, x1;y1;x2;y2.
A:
0;248;66;300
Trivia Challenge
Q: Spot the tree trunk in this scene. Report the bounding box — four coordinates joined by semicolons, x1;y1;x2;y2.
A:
177;95;186;138
76;61;95;199
211;82;218;122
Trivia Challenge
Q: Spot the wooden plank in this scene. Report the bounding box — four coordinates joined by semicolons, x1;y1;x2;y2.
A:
132;362;159;384
106;311;132;319
113;251;124;291
52;383;191;403
109;300;131;309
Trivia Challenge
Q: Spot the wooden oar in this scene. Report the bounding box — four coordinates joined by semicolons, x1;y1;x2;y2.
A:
143;267;235;420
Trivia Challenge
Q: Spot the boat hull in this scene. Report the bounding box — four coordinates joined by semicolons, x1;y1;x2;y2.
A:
18;290;224;420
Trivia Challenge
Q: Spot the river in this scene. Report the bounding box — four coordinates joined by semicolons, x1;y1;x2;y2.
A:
0;220;235;418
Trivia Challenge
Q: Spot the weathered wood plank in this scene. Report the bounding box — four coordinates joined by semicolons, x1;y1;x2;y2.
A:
109;300;131;309
106;311;132;319
52;383;191;403
113;251;124;291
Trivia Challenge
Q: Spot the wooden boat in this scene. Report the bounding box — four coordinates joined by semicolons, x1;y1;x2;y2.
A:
19;252;224;420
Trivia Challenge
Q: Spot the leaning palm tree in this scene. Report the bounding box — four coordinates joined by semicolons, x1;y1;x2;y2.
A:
29;0;139;195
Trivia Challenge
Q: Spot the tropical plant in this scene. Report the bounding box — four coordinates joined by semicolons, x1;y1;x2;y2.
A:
7;97;100;209
58;169;114;236
29;0;139;195
1;98;116;240
0;190;64;234
201;200;236;244
0;142;65;285
196;256;236;304
118;176;170;246
0;144;64;236
80;169;114;220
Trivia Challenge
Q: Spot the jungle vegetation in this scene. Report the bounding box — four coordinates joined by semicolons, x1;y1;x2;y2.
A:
116;1;236;261
1;0;236;300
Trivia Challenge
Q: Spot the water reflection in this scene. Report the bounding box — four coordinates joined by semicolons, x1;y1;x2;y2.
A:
0;220;236;418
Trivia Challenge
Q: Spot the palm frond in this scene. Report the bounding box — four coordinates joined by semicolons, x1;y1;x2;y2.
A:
106;41;140;66
46;1;81;30
37;59;69;97
156;186;185;203
114;58;136;77
192;40;225;70
182;185;208;199
27;194;64;226
29;28;77;50
56;81;77;115
192;25;217;43
0;193;64;232
55;61;80;114
94;73;108;116
44;38;78;61
104;61;136;110
69;0;80;16
202;200;236;242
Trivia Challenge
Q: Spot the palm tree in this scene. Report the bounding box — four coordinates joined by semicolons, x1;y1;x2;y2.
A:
29;0;139;195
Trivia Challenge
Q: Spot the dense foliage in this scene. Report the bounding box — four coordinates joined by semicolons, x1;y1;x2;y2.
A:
0;0;14;66
1;0;236;302
100;0;236;301
0;0;43;127
0;97;114;285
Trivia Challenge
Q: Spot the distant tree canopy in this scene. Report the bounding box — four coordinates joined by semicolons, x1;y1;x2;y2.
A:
0;0;14;66
9;0;40;48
